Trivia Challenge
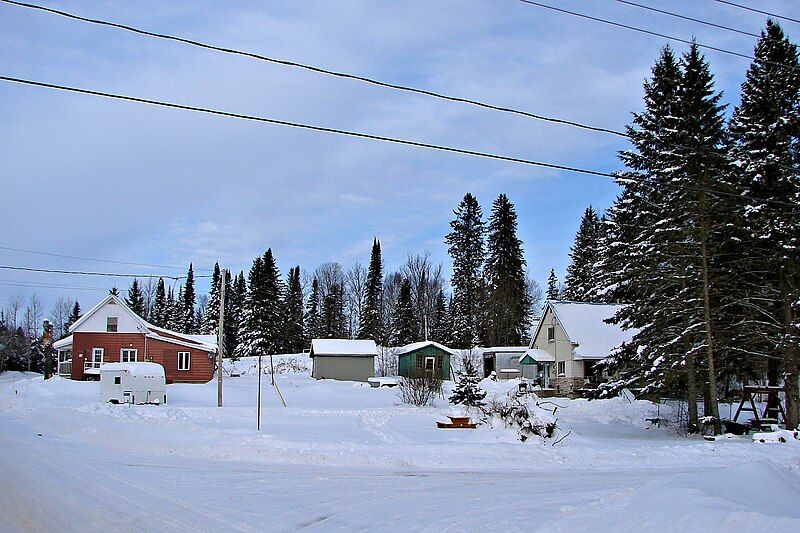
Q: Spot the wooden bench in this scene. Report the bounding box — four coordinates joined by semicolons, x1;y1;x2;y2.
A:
437;415;477;429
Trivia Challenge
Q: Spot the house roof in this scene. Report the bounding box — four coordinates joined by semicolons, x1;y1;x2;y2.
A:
67;294;216;353
520;348;555;364
53;335;73;350
395;341;455;356
535;300;634;359
482;346;528;354
310;339;377;357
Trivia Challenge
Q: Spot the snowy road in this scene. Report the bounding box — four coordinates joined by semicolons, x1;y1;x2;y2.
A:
2;371;800;531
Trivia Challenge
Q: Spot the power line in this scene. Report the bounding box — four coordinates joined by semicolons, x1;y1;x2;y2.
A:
0;0;626;139
0;265;211;279
0;244;211;272
0;279;109;291
713;0;800;26
2;74;797;210
517;0;798;71
614;0;760;38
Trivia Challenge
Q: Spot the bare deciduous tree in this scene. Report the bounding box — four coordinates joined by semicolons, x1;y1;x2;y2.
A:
401;252;445;339
50;297;72;340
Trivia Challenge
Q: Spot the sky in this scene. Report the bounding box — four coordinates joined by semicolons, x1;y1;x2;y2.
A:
1;0;799;317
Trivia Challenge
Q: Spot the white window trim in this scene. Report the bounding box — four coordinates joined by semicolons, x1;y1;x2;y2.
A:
178;351;191;371
547;326;556;342
424;356;435;370
106;316;118;332
91;348;104;368
120;348;138;363
557;360;566;377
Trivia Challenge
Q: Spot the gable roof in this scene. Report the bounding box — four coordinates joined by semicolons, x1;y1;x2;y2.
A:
310;339;377;357
395;341;455;356
532;300;635;359
68;294;216;353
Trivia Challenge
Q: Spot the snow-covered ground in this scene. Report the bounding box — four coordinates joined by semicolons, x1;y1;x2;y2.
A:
1;365;799;531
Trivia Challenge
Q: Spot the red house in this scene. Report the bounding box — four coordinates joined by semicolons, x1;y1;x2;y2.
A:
53;294;216;383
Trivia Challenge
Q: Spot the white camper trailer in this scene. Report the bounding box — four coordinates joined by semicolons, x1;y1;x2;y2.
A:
99;362;167;405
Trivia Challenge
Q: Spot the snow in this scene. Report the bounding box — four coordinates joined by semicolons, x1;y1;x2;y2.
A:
524;347;556;362
310;338;377;356
99;362;166;378
549;301;636;359
1;369;799;530
394;340;455;355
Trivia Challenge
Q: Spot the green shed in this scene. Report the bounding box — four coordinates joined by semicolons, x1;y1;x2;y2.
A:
396;341;454;380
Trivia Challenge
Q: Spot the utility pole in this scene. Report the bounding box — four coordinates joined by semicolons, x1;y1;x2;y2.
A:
42;320;53;380
217;269;226;408
257;355;262;430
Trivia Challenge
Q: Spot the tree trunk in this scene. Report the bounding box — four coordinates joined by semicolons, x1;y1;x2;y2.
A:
781;270;799;429
685;338;699;433
698;200;721;434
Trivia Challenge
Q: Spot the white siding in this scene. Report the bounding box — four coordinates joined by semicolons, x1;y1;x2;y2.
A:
73;300;143;333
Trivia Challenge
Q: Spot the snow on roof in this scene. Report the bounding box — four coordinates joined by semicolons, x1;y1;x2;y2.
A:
482;346;528;354
548;301;635;359
53;335;73;350
310;339;377;357
395;341;455;355
100;362;165;378
521;348;555;363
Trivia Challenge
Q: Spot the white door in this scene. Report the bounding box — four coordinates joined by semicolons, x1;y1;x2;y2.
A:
425;357;435;371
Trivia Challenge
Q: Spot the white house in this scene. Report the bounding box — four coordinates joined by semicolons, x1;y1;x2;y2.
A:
528;300;635;395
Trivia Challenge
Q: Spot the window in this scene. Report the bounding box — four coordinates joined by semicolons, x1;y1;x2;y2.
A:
547;326;556;342
178;351;191;371
106;316;118;332
120;348;137;363
87;348;104;369
416;354;424;369
114;376;121;385
424;357;435;371
557;361;566;376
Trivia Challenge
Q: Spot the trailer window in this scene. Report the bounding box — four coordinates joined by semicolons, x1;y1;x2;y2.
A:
114;377;121;385
178;352;191;371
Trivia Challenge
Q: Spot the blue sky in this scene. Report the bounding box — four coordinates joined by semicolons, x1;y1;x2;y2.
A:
1;0;798;313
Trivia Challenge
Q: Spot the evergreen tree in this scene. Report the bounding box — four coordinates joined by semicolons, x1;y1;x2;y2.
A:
483;194;527;346
304;278;323;344
449;358;486;408
726;21;800;428
391;278;418;346
445;193;485;349
357;238;384;342
166;287;183;331
321;281;347;338
564;206;603;301
109;287;119;296
151;278;167;327
429;289;450;344
235;250;284;358
226;271;246;358
125;279;146;317
284;266;305;353
201;263;222;336
66;301;82;330
181;264;196;334
546;269;559;300
28;335;45;374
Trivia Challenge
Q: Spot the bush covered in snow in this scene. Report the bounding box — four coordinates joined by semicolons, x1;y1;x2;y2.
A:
484;395;560;442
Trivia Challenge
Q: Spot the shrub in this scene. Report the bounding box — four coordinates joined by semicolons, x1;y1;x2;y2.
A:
398;370;443;406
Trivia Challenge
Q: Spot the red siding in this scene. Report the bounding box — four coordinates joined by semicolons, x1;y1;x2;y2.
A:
71;332;214;383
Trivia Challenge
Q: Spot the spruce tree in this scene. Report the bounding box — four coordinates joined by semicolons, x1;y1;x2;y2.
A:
546;269;559;300
483;194;527;346
449;358;486;408
445;193;485;349
66;301;82;330
430;289;450;345
304;278;323;344
284;266;305;353
235;250;283;357
726;21;800;428
201;263;222;335
564;206;603;301
226;271;246;358
391;278;419;346
151;278;167;327
181;264;196;334
166;287;183;331
357;238;384;342
125;279;146;317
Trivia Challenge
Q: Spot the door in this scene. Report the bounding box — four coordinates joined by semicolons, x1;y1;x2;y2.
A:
424;357;435;372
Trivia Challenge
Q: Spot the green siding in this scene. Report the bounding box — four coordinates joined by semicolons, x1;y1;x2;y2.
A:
397;345;452;380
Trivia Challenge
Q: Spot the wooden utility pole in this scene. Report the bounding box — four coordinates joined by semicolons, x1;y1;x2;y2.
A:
217;269;226;408
42;320;53;380
257;355;262;430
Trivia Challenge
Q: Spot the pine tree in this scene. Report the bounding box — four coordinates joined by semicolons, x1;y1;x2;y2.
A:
304;278;323;344
483;194;527;346
445;193;485;349
181;264;196;334
357;238;384;342
226;271;246;358
125;279;146;317
109;287;119;296
546;269;559;300
28;335;45;374
235;250;284;358
166;287;183;331
151;278;167;327
449;358;486;408
321;281;347;338
429;289;450;344
66;301;82;330
201;263;222;335
564;206;603;301
391;278;418;346
726;21;800;428
284;266;305;353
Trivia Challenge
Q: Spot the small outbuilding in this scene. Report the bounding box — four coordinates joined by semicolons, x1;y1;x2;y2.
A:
396;341;453;380
99;362;167;405
309;339;377;382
